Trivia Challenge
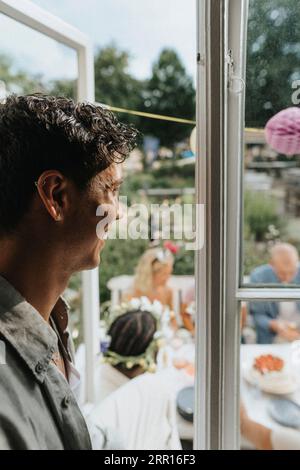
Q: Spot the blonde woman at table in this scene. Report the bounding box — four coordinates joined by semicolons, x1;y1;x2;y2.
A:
240;403;300;450
126;245;178;329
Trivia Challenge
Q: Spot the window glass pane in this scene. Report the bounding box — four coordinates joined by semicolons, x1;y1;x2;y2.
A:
1;1;197;448
86;0;196;450
242;0;300;287
0;12;77;99
240;301;300;450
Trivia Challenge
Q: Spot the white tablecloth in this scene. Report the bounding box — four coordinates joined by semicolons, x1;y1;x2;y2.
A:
78;342;300;445
159;343;300;443
241;343;300;448
157;343;195;441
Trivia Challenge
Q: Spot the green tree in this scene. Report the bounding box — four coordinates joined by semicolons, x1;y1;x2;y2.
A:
0;53;75;98
244;191;284;242
140;48;195;147
0;53;45;95
94;44;143;127
48;78;76;99
246;0;300;128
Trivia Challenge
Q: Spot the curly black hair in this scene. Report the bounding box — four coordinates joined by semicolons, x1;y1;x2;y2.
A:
108;310;157;357
0;94;138;234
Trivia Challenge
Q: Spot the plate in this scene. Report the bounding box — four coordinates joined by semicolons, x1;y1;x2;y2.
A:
242;362;299;395
177;386;194;423
268;398;300;428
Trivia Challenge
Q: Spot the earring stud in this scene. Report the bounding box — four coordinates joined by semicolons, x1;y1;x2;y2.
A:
34;180;46;188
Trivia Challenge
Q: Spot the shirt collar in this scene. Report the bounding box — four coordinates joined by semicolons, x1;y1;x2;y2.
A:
0;275;70;383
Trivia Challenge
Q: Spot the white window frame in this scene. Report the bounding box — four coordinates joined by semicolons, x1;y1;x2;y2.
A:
0;0;99;404
195;0;251;451
195;0;245;449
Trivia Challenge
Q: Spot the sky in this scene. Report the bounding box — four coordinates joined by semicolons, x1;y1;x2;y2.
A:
0;0;196;83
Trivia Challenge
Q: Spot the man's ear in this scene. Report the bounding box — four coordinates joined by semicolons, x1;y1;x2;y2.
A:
35;170;69;222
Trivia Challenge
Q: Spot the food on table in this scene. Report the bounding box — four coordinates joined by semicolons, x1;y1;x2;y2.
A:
244;353;299;394
253;354;284;375
173;358;188;370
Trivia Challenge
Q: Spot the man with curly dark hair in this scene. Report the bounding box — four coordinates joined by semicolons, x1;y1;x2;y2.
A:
0;94;137;450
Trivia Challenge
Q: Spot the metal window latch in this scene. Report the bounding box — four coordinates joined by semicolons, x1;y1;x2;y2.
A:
226;49;234;72
226;49;245;94
197;52;205;66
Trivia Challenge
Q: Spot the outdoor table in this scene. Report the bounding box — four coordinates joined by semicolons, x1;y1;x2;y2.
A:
159;343;300;445
157;342;195;441
241;343;300;448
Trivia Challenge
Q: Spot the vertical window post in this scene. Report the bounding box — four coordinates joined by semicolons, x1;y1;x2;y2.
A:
223;0;249;450
195;0;248;449
77;41;98;406
195;0;227;450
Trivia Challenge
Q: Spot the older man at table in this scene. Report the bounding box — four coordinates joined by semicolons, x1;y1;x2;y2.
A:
249;243;300;344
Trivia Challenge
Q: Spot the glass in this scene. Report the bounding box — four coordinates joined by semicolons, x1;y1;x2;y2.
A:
0;12;77;99
242;0;300;287
89;0;197;450
3;0;197;449
240;1;300;448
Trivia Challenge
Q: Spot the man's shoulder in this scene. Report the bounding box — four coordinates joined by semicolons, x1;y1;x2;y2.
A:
295;265;300;281
250;264;273;282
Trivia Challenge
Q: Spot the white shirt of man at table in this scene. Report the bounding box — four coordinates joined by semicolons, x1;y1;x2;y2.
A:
274;302;300;343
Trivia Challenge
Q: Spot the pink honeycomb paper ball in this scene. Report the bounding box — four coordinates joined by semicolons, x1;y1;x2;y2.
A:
265;107;300;156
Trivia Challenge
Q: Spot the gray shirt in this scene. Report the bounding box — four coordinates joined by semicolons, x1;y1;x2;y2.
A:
0;275;92;450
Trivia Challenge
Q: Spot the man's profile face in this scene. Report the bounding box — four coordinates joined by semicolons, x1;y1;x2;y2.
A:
271;254;298;283
63;163;123;272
